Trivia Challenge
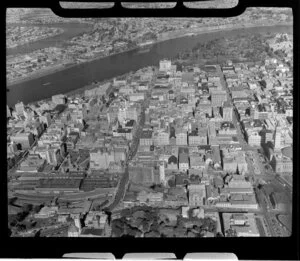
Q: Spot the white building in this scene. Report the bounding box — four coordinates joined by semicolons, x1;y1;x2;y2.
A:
159;59;172;72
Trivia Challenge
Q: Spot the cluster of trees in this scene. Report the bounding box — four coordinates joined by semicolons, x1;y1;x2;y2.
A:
141;31;158;42
178;215;217;235
8;204;43;233
112;206;162;237
111;216;142;237
149;183;164;192
111;206;218;238
176;33;274;64
225;228;238;237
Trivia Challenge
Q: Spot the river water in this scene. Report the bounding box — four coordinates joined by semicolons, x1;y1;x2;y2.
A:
6;25;292;107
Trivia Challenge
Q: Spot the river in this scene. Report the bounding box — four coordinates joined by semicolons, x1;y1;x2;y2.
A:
6;25;292;107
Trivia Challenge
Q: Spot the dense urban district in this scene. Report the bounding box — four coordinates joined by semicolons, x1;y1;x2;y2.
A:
6;8;292;84
7;29;293;237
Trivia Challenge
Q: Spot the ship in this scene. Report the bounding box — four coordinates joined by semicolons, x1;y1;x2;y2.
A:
186;32;197;37
136;40;154;54
138;40;155;48
42;82;51;86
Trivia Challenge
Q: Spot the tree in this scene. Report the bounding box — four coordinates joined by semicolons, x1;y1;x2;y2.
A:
29;221;37;228
15;223;27;232
9;219;17;227
16;212;28;222
8;197;17;205
33;205;43;214
150;221;159;232
111;219;125;237
225;228;237;237
121;208;131;217
168;178;175;187
22;204;33;213
66;216;73;223
208;221;216;233
144;231;160;237
34;230;41;237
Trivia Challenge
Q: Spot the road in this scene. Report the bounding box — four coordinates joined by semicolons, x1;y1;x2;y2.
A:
216;65;292;237
254;187;277;236
255;177;292;237
106;89;151;212
216;65;248;147
217;64;280;181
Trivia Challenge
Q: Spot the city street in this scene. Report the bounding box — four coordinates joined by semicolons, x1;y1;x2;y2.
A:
216;64;290;237
107;94;149;212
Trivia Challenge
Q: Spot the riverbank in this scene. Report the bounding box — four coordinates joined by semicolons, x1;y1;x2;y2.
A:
6;47;138;87
156;21;292;43
7;62;72;86
6;28;65;49
7;21;292;88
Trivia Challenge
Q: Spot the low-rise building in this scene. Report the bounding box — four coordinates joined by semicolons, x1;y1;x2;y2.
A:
188;184;206;206
223;213;260;237
139;130;153;146
179;152;189;172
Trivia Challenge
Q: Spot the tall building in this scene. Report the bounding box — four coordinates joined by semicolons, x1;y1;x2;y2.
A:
89;148;115;170
7;142;18;155
208;121;217;138
179;152;189;172
73;214;82;234
39;113;52;128
114;147;127;162
118;105;139;124
188;129;208;146
24;109;34;121
159;161;166;185
271;147;293;173
211;90;227;107
222;101;233;121
247;132;261;147
176;130;187;146
7;105;11;118
140;130;153;146
107;106;119;124
188;184;206;206
46;148;62;166
154;131;169;146
15;101;25;116
52;94;67;105
10;132;34;150
159;59;172;72
274;127;282;151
